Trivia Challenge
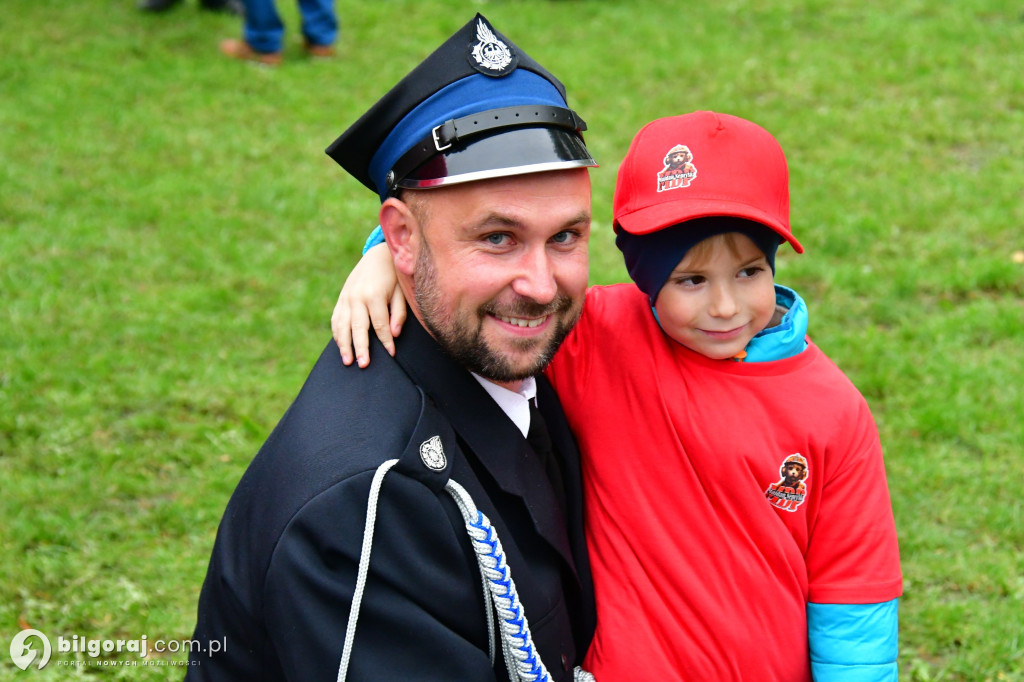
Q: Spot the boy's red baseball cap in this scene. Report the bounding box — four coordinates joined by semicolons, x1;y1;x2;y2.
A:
612;111;804;253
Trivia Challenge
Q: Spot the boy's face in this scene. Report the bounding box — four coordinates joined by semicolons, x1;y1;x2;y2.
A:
653;232;776;360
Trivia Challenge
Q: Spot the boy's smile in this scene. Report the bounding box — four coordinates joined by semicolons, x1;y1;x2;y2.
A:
653;232;777;360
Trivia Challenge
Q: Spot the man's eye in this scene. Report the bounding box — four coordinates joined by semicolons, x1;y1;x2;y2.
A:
485;233;509;246
551;230;575;244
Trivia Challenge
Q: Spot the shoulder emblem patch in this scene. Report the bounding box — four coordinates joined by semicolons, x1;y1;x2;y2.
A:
419;435;447;471
765;453;808;512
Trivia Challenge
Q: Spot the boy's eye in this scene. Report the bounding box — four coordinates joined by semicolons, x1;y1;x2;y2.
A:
676;275;705;287
739;266;765;278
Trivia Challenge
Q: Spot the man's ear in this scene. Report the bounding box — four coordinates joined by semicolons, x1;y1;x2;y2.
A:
379;197;418;276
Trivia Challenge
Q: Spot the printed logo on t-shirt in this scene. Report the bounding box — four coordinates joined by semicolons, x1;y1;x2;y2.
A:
657;144;697;192
765;453;808;512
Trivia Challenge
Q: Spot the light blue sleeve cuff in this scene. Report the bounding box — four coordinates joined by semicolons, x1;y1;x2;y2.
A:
810;661;898;682
361;225;385;255
808;599;899;681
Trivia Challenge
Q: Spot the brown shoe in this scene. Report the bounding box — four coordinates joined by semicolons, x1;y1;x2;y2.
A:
219;38;282;66
303;40;336;58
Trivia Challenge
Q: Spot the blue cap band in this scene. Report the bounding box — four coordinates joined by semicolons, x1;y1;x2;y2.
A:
369;70;569;201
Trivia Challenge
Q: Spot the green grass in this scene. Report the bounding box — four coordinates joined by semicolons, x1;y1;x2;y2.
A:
2;0;1022;679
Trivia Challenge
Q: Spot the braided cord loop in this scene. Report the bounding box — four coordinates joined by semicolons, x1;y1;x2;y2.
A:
336;461;595;682
446;479;552;682
468;510;548;681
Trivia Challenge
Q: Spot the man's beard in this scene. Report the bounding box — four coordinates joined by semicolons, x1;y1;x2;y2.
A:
413;242;581;383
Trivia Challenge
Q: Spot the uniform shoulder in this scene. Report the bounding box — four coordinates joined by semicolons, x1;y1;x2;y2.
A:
223;341;425;541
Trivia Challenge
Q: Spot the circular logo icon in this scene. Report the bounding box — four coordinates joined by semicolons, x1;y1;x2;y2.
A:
10;629;52;670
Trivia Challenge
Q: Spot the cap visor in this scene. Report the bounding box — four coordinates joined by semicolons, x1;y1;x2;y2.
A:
616;198;804;253
398;126;596;190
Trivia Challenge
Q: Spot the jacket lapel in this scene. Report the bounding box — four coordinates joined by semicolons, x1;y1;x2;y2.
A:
392;316;577;576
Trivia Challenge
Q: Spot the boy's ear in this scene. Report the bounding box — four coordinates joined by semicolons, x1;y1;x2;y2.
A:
379;197;418;276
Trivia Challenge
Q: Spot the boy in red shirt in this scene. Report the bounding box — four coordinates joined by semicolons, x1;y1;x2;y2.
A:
334;111;902;680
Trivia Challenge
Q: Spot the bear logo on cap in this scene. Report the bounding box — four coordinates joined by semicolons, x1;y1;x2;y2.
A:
657;144;697;192
469;17;516;75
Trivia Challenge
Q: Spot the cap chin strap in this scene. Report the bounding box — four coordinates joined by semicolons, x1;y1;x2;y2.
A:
336;459;595;682
386;105;587;193
396;158;597;192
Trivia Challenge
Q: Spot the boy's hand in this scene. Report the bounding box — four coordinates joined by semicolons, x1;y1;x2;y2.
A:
331;243;405;368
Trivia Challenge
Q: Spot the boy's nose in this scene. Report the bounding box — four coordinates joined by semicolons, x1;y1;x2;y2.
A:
708;284;738;318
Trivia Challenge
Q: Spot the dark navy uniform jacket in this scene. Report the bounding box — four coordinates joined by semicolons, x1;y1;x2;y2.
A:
186;315;595;680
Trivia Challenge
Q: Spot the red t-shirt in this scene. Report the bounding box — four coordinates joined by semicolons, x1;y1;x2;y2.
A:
546;284;902;681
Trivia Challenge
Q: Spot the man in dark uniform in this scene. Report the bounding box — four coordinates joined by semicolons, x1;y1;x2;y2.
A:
187;14;597;681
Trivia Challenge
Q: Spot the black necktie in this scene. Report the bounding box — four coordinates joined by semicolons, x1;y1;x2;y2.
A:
527;400;567;515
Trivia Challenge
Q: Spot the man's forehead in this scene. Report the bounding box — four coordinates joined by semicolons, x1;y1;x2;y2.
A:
413;171;591;239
